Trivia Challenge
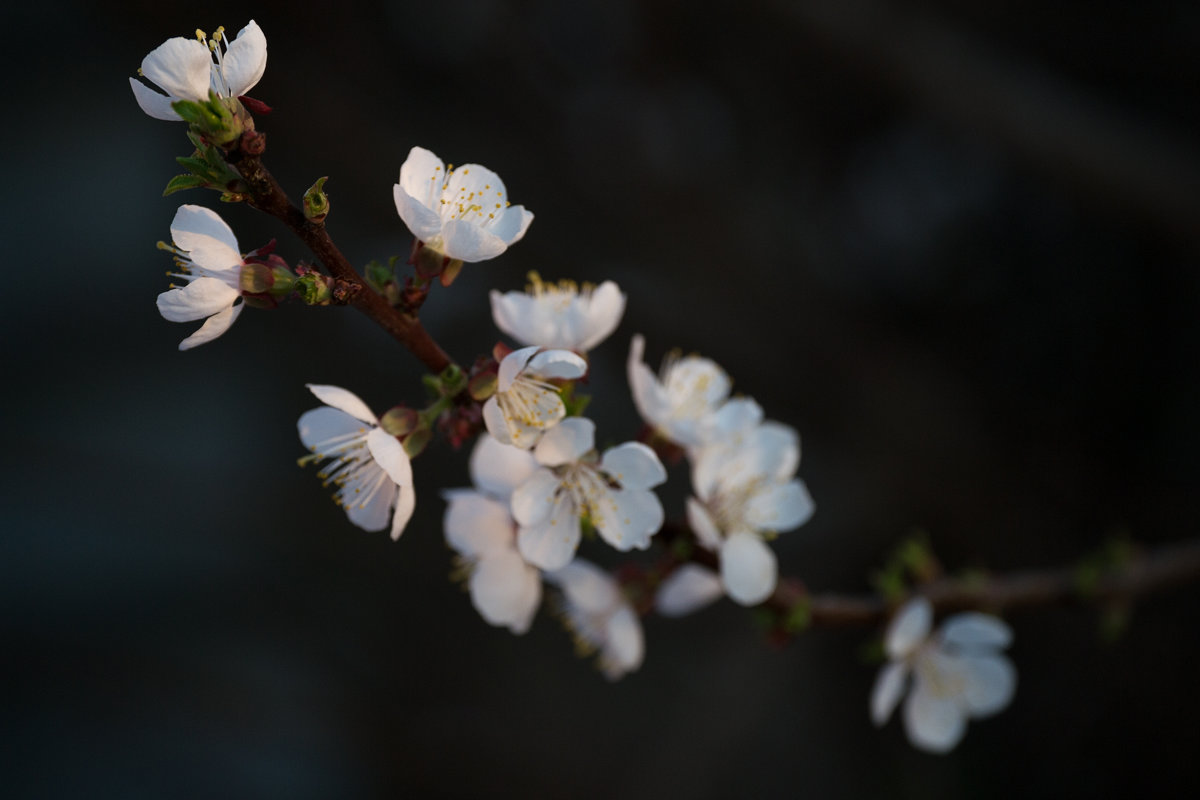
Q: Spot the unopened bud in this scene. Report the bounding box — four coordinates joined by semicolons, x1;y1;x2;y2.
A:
439;364;467;397
303;176;330;222
295;272;333;305
468;370;497;401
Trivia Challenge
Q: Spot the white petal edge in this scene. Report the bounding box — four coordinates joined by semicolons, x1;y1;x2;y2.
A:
903;684;967;754
177;300;242;350
534;417;595;466
366;427;412;487
886;597;933;660
306;384;377;424
656;565;723;617
940;613;1013;652
720;532;778;606
601;442;667;490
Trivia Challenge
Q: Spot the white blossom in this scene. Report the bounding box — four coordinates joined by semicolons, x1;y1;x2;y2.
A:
510;418;667;570
443;435;542;634
627;334;762;449
156;205;246;350
393;146;533;262
687;422;814;605
546;559;644;680
871;597;1017;754
130;21;267;121
490;274;625;352
482;346;588;449
297;385;415;540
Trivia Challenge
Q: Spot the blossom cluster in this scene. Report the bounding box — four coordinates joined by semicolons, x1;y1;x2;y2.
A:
133;19;1020;749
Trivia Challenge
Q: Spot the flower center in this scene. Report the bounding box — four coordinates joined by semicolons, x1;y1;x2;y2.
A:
156;240;243;292
299;427;391;512
425;164;512;226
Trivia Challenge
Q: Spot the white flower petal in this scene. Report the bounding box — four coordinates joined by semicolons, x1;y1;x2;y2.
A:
686;498;723;551
469;434;538;500
306;384;377;424
366;427;412;487
441;218;508;262
397;146;446;209
871;661;910;726
627;334;669;427
940;613;1013;652
745;479;815;532
390;484;415;541
517;492;581;570
545;559;619;614
393;183;445;243
470;550;542;634
444;492;514;557
176;300;242;350
489;290;525;344
888;597;931;662
510;468;561;527
592;487;663;551
297;406;366;452
600;442;667;490
481;396;513;446
527;348;587;380
705;397;764;441
219;20;267;96
486;205;534;245
601;605;644;680
498;346;540;391
170;205;243;271
903;684;968;754
129;78;181;120
534;417;595;466
157;277;239;322
656;565;723;617
140;36;212;102
961;654;1017;718
577;281;626;352
886;597;933;660
720;532;778;606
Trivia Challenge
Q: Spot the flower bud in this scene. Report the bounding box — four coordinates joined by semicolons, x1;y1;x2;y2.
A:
402;428;432;459
303;176;330;222
295;271;333;305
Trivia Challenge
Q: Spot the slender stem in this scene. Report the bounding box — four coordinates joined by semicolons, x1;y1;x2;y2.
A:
785;537;1200;628
227;131;454;374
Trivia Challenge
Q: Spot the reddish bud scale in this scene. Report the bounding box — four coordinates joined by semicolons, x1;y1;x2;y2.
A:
238;95;273;116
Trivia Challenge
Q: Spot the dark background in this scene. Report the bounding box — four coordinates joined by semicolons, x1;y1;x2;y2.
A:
6;1;1200;797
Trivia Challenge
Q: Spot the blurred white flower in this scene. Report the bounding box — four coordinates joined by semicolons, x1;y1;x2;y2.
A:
130;21;267;121
297;384;415;540
443;435;542;634
393;146;534;262
482;346;588;449
627;334;762;449
510;418;667;570
687;422;814;605
156;205;246;350
490;274;625;352
871;597;1017;754
546;559;644;680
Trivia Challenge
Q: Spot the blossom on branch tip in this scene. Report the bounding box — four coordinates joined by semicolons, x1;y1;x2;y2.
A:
627;335;763;450
490;273;626;352
687;422;814;605
482;346;587;449
871;597;1017;754
130;21;267;121
443;435;542;634
545;559;644;680
156;205;247;350
510;417;667;570
393;146;533;262
297;384;415;540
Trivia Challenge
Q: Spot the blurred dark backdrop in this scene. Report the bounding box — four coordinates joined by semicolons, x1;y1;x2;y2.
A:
5;1;1200;797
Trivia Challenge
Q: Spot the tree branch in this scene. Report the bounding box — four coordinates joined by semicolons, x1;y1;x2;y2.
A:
227;130;455;374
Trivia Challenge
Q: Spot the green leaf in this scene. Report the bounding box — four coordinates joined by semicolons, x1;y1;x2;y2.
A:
163;174;208;196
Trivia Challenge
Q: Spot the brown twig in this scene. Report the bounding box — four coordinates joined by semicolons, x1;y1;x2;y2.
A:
227;130;455;374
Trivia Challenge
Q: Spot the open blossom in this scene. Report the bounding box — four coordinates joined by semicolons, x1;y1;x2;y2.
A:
545;560;644;680
483;346;588;449
443;435;542;634
393;146;533;262
490;274;626;352
510;417;667;570
871;597;1017;753
130;21;267;121
687;422;815;605
156;205;246;350
297;385;415;540
627;335;762;449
